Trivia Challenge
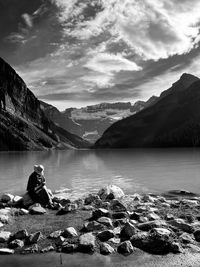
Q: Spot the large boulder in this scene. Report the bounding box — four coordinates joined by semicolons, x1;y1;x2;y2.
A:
98;185;125;201
78;233;96;253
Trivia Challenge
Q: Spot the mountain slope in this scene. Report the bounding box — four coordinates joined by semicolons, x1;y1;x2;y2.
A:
95;74;200;148
0;57;89;151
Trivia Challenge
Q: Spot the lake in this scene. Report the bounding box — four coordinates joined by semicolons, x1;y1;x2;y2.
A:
0;148;200;197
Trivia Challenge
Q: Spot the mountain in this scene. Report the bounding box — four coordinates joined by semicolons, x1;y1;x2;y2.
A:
0;57;89;151
42;99;158;144
95;74;200;148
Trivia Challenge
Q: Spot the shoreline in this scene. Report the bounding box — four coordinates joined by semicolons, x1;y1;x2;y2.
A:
0;185;200;266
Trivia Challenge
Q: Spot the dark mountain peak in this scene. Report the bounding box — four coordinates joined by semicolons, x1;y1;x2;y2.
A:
180;73;199;81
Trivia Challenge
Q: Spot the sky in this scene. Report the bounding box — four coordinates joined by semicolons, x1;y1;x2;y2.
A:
1;0;200;110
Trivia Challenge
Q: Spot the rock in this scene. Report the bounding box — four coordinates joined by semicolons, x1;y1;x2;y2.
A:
61;242;78;253
98;185;125;201
85;194;100;205
110;199;126;212
0;214;9;224
171;242;183;253
113;219;127;227
55;236;66;246
97;230;114;242
131;230;180;255
151;228;171;237
113;227;121;235
143;195;156;203
129;212;140;221
120;222;137;241
161;203;171;208
62;227;78;238
180;233;194;244
56;203;78;215
0;231;11;242
97;217;113;228
165;214;174;221
0;248;14;254
29;205;46;215
137;220;167;231
22;192;34;207
112;212;127;220
187;244;200;253
49;230;63;239
1;193;14;203
83;221;105;232
26;232;43;244
117;241;134;255
109;238;121;244
13;195;23;204
12;229;29;240
100;243;115;255
23;244;39;254
78;233;96;253
193;229;200;242
101;202;110;209
41;245;55;253
182;199;198;206
0;222;3;228
168;219;194;233
82;205;94;211
92;208;110;219
19;208;29;215
9;239;24;248
138;217;148;223
148;213;160;221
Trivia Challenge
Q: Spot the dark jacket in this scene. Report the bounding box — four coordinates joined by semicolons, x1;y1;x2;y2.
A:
27;171;45;193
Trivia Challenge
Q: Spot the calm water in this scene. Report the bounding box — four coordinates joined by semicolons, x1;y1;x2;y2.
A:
0;148;200;197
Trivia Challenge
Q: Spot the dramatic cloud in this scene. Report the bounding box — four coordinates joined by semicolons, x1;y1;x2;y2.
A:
1;0;200;109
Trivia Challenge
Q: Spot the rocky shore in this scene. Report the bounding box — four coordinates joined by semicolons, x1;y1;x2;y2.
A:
0;185;200;258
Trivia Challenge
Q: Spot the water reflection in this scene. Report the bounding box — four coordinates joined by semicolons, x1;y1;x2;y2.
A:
0;148;200;197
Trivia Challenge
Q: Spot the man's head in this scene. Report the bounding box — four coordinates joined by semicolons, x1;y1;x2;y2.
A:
34;165;44;175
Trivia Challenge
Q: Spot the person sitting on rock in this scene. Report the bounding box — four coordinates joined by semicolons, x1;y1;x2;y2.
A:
27;165;53;208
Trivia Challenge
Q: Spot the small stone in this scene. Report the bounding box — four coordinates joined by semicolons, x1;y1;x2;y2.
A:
138;217;148;223
97;217;113;228
55;236;65;246
100;243;115;255
92;208;110;219
168;219;194;233
61;243;78;253
148;213;160;221
0;248;14;254
109;238;120;244
23;244;39;253
110;199;126;212
49;230;63;239
13;196;23;204
171;242;183;253
79;233;96;253
29;205;46;215
113;227;121;235
180;233;194;244
85;194;100;205
98;185;125;201
129;212;140;220
193;230;200;242
19;209;29;215
97;230;114;242
117;241;134;255
187;244;200;253
137;220;167;231
82;205;94;211
9;239;24;249
26;232;43;244
112;212;127;220
12;230;28;240
1;193;14;203
62;227;78;238
83;221;105;232
0;214;9;224
151;228;171;237
0;231;11;242
40;245;55;253
120;222;137;241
